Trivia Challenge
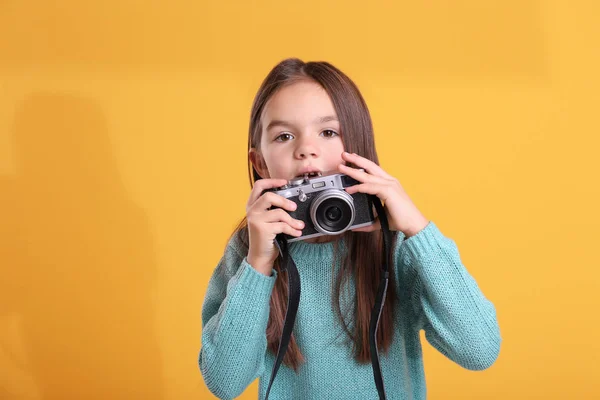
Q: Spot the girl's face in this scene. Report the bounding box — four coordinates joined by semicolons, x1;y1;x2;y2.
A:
250;80;346;181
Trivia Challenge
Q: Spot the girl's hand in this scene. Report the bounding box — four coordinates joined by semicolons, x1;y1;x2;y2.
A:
338;152;429;238
246;179;305;276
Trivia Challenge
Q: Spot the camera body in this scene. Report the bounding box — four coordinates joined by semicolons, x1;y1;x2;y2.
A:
267;170;376;242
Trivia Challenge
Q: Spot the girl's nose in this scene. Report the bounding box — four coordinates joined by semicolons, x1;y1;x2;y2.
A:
294;137;320;159
296;149;318;158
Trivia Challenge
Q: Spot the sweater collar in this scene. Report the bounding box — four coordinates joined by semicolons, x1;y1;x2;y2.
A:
288;237;346;260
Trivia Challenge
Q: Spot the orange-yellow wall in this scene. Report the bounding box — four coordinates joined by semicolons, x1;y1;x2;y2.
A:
1;1;599;399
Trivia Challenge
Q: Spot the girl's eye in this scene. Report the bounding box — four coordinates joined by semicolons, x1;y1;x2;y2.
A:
275;133;294;142
321;129;339;138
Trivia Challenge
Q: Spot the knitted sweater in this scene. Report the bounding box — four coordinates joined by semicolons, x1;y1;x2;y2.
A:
199;221;501;399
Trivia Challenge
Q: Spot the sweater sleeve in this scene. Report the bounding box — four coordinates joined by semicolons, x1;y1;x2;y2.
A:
395;221;501;371
199;234;278;399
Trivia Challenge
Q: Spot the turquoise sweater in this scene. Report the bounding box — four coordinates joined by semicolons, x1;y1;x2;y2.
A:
199;222;501;399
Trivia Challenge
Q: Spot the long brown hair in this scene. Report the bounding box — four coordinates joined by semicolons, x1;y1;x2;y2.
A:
229;58;398;372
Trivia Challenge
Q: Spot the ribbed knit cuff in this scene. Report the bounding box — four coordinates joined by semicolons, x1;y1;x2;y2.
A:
217;259;277;339
233;258;278;292
402;221;445;261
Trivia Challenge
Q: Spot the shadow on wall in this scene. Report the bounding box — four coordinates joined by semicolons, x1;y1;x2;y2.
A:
0;93;165;400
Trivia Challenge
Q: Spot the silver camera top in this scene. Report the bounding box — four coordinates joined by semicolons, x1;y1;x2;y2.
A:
274;168;363;193
271;170;354;200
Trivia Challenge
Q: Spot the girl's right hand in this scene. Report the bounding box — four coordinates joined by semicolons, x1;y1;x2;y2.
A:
246;178;305;276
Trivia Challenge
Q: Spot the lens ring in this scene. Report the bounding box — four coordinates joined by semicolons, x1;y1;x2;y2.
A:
310;189;356;235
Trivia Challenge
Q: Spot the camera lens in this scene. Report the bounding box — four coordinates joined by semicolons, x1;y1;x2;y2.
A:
317;199;351;231
326;206;342;222
310;190;356;234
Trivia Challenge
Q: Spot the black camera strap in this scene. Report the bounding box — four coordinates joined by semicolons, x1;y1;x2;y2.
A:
265;195;391;400
369;196;392;400
265;235;301;400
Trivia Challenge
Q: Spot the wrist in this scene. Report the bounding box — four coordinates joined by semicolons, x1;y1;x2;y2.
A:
402;215;429;238
247;255;274;276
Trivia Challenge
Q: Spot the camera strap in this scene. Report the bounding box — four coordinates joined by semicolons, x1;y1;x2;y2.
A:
265;195;391;400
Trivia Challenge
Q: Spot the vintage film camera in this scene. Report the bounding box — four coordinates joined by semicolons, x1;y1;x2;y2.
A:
267;170;376;242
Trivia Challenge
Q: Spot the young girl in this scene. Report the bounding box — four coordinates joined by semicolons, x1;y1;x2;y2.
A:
199;58;501;400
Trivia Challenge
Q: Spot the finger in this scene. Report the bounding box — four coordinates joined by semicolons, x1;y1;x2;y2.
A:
338;164;387;185
344;182;386;197
251;192;298;213
263;208;305;230
341;151;391;178
269;222;304;237
247;179;289;209
247;178;289;208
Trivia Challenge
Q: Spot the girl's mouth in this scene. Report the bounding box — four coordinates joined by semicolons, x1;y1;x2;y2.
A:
294;171;322;179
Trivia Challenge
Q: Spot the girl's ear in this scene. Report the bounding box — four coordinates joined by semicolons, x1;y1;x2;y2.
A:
249;148;270;179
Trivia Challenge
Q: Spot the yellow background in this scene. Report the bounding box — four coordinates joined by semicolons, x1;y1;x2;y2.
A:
1;1;599;399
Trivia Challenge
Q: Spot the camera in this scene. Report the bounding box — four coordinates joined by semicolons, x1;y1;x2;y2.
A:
267;170;376;242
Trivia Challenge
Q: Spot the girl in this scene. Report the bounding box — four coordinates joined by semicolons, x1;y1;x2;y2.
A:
199;58;501;400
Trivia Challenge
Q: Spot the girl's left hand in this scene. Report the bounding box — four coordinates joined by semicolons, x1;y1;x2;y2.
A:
338;151;429;238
